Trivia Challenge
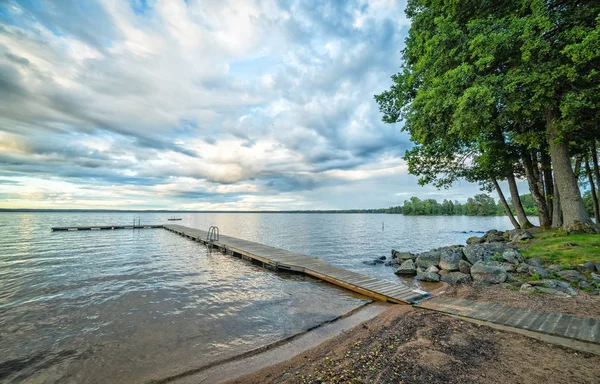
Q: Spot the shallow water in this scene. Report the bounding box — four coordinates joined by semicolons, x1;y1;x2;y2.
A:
0;212;535;383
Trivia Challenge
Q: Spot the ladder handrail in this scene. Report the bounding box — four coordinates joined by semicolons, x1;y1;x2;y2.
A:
207;226;219;242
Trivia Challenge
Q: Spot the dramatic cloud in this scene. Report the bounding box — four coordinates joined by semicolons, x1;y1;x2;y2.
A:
0;0;493;209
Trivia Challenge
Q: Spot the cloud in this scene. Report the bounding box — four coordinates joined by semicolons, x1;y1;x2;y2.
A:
0;0;494;210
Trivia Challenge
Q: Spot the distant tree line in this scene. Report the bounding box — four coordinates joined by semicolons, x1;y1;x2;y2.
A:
376;0;600;232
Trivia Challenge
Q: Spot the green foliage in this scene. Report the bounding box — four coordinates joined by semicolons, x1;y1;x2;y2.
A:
530;273;541;281
386;193;505;216
490;253;505;262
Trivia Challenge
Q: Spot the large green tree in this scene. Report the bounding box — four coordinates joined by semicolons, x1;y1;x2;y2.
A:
376;0;600;232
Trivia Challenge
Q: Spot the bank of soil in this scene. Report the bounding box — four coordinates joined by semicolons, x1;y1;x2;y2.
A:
441;283;600;319
228;305;600;384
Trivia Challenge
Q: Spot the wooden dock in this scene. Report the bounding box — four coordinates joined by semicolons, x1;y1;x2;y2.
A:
163;224;430;304
51;225;163;231
417;297;600;350
50;223;431;304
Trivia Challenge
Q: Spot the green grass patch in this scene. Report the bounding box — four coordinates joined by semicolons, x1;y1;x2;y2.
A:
520;231;600;265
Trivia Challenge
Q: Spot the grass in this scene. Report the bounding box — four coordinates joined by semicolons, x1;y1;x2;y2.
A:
520;230;600;265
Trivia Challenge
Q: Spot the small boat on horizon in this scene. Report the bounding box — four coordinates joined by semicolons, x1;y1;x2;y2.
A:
167;217;182;221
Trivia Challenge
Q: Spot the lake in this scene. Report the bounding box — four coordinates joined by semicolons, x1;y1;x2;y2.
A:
0;212;534;383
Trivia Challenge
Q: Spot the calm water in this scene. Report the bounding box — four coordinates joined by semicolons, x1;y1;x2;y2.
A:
0;212;534;383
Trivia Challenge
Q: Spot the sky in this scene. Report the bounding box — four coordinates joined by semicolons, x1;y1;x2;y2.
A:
0;0;498;210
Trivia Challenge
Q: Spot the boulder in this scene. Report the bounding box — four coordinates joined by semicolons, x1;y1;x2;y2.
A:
470;261;508;284
507;229;533;243
395;259;417;275
535;279;577;296
426;265;440;273
462;244;491;264
579;281;591;290
502;249;523;265
482;229;507;243
439;247;463;271
440;271;472;285
415;272;440;282
458;259;472;274
505;273;515;282
526;258;545;267
536;287;572;298
415;250;441;269
379;256;386;261
520;283;536;293
558;270;586;282
591;272;600;281
547;264;562;273
499;263;516;273
528;266;549;277
466;236;483;245
516;263;530;274
581;261;597;272
481;242;514;254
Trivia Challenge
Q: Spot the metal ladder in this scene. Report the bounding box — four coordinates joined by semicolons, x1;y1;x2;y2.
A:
207;226;219;242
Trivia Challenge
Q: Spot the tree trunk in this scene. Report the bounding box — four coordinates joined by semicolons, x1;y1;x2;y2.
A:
530;150;546;204
546;110;596;232
493;178;520;229
585;159;600;224
592;141;600;206
540;144;554;219
521;151;551;228
506;171;534;228
551;178;563;228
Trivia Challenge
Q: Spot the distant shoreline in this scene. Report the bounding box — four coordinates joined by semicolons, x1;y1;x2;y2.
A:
0;209;388;213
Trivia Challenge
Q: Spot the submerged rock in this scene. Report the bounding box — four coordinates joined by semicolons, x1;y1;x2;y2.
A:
439;247;463;271
395;259;417;275
470;261;508;284
415;272;440;282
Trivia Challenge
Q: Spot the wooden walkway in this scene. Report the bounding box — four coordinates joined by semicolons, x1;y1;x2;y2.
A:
417;297;600;346
52;225;163;231
163;224;431;304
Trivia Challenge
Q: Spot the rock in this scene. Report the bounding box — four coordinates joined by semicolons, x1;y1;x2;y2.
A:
537;279;577;296
516;263;530;274
426;265;440;273
415;250;441;269
481;243;514;254
592;272;600;280
596;264;600;274
536;287;572;298
416;267;425;274
505;273;515;282
520;283;536;293
466;236;483;245
462;244;491;264
395;259;417;275
373;259;385;264
581;261;597;272
391;249;397;258
482;229;506;243
439;247;463;271
507;229;533;243
470;261;508;284
528;266;549;277
557;269;586;282
393;251;414;261
499;262;516;273
362;260;377;266
415;272;440;282
440;271;472;285
579;281;591;290
547;264;562;273
525;258;545;267
458;259;472;275
438;269;449;276
379;256;386;261
502;249;523;265
385;258;400;267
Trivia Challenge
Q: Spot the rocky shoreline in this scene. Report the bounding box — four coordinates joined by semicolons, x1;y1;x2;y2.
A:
385;229;600;297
